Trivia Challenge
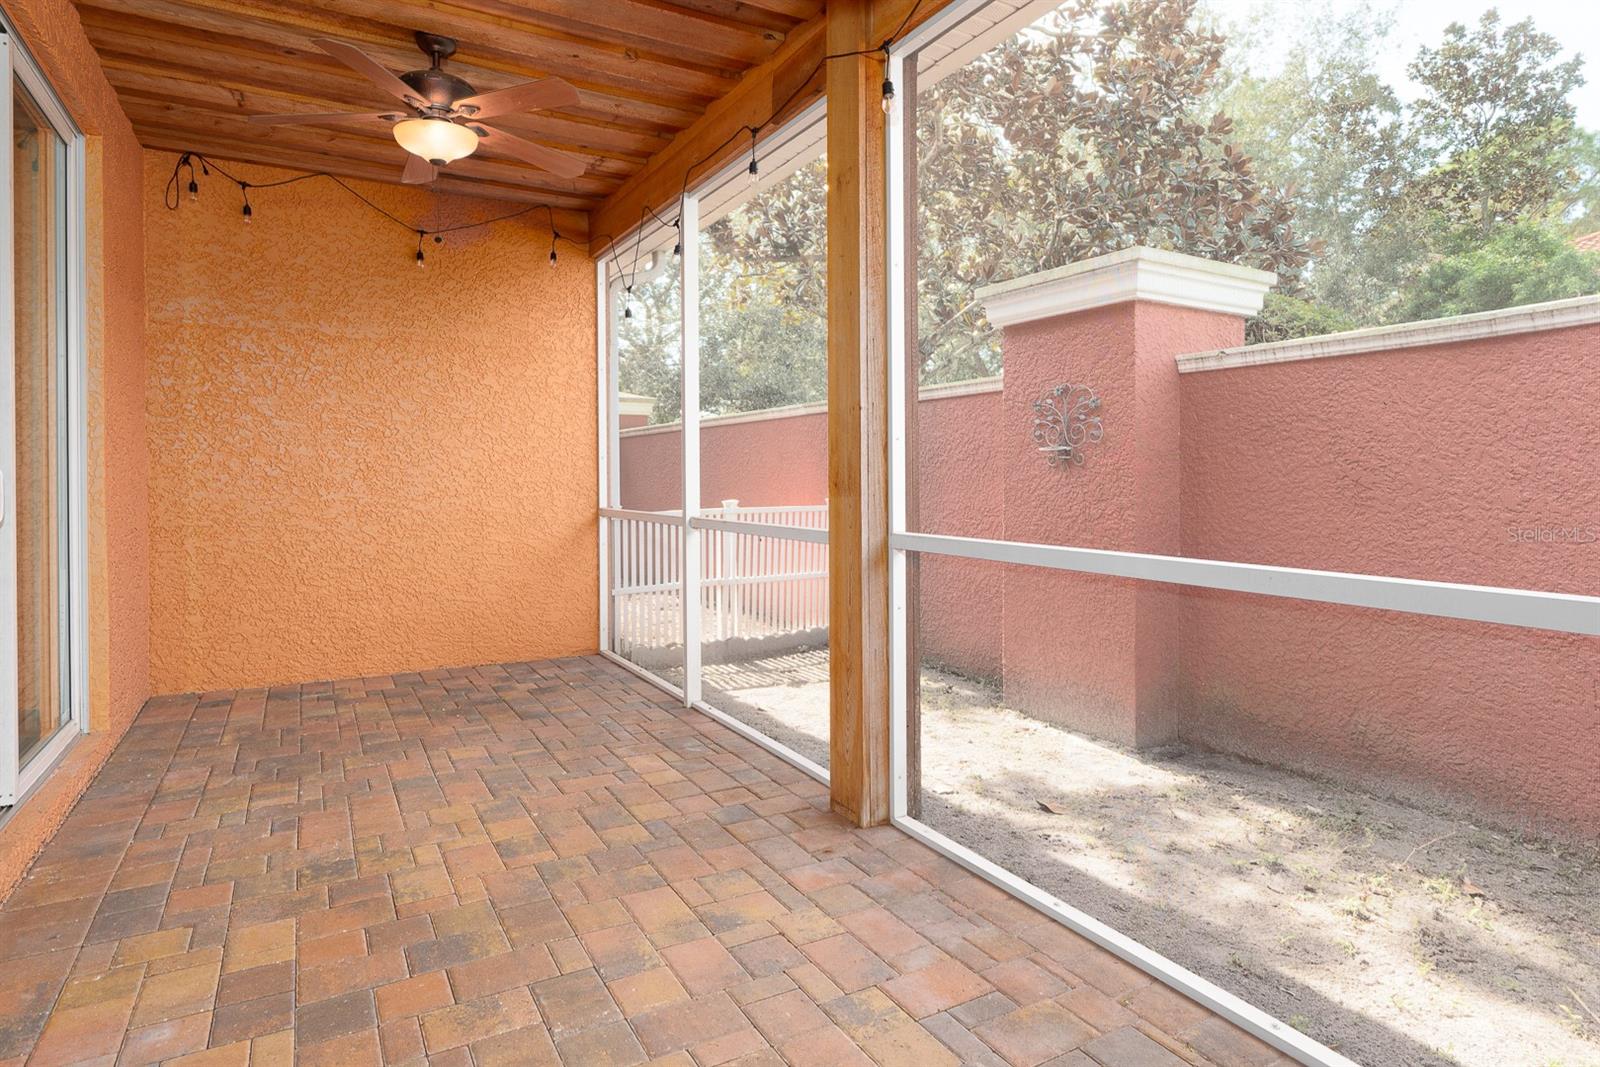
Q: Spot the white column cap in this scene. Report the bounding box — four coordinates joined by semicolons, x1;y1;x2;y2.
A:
977;246;1277;327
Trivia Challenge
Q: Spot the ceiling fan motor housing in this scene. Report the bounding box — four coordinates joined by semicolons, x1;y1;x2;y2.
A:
402;32;474;110
400;67;475;110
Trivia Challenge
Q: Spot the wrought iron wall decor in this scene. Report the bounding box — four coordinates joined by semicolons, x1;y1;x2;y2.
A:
1031;383;1103;468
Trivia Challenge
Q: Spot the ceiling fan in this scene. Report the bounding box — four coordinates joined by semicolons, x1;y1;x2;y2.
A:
248;31;586;185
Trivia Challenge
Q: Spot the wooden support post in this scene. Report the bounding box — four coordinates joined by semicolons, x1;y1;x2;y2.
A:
827;0;892;826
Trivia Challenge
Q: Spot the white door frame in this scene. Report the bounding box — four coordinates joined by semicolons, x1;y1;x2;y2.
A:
0;24;89;809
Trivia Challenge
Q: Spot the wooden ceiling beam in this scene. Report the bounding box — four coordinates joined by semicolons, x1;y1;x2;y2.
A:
266;0;746;89
869;0;950;43
443;0;786;67
116;93;638;181
91;41;696;140
101;63;671;161
587;0;961;253
589;13;825;251
76;0;733;108
668;0;821;26
71;0;876;217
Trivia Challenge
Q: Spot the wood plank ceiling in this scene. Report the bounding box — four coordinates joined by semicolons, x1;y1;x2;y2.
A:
73;0;825;231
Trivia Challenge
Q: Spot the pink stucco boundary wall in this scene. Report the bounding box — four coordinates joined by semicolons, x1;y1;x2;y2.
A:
618;381;1004;676
1174;316;1598;836
617;307;1600;836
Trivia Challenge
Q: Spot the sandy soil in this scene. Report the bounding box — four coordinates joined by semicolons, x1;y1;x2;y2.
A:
702;652;1600;1067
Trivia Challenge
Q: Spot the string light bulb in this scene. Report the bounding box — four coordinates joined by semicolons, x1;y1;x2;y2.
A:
880;44;895;115
240;183;252;223
746;129;759;188
241;201;252;223
416;231;426;268
623;284;633;319
187;177;199;202
549;229;560;268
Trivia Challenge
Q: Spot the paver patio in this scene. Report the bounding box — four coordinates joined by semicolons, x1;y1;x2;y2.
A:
0;656;1291;1066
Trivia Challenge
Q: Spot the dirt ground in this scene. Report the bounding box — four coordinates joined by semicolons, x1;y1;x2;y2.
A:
702;652;1600;1067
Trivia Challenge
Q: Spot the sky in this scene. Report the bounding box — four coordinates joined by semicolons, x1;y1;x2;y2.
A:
1198;0;1600;127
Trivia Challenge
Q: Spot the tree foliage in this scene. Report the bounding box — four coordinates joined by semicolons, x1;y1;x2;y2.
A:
615;259;681;422
699;160;827;416
615;161;828;423
1245;292;1357;345
915;0;1309;380
1223;3;1594;329
1389;218;1600;321
1215;3;1422;321
616;0;1599;418
1406;10;1583;234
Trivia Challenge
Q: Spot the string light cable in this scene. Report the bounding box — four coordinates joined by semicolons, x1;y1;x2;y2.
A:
605;0;927;293
166;2;929;288
163;152;578;269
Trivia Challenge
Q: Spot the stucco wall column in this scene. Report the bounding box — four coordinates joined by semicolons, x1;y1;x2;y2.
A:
978;247;1274;747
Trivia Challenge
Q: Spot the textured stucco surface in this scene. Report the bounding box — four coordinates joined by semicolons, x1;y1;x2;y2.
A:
910;390;1004;676
0;0;151;900
996;304;1241;746
617;303;1598;832
618;409;828;512
617;390;1004;673
1178;327;1600;831
143;152;597;693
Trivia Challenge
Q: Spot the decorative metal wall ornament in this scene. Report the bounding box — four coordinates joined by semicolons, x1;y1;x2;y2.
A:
1031;384;1104;468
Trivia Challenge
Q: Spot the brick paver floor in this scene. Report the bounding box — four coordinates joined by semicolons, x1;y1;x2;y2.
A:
0;656;1295;1066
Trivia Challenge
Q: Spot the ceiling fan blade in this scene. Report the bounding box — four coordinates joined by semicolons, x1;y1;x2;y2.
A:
249;111;402;126
454;78;580;120
401;154;437;185
312;37;420;105
472;125;587;179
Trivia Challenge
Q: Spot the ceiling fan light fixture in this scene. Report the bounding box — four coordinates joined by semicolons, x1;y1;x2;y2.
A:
393;117;478;165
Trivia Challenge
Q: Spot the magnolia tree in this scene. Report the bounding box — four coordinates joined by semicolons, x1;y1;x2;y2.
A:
916;0;1311;378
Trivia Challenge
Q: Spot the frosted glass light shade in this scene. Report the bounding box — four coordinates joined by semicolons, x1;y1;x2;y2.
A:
393;118;478;164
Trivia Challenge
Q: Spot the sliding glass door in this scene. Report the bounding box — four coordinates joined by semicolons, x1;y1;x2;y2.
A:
0;33;84;808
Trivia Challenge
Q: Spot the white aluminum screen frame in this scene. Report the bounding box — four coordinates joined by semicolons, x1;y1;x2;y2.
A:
880;4;1595;1065
596;105;834;786
596;8;1600;1058
881;7;1354;1054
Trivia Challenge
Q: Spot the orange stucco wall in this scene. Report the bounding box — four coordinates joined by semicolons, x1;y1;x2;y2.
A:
143;153;598;692
0;0;151;898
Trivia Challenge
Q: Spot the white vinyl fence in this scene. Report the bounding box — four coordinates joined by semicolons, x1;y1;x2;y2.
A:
608;502;828;662
607;511;686;658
